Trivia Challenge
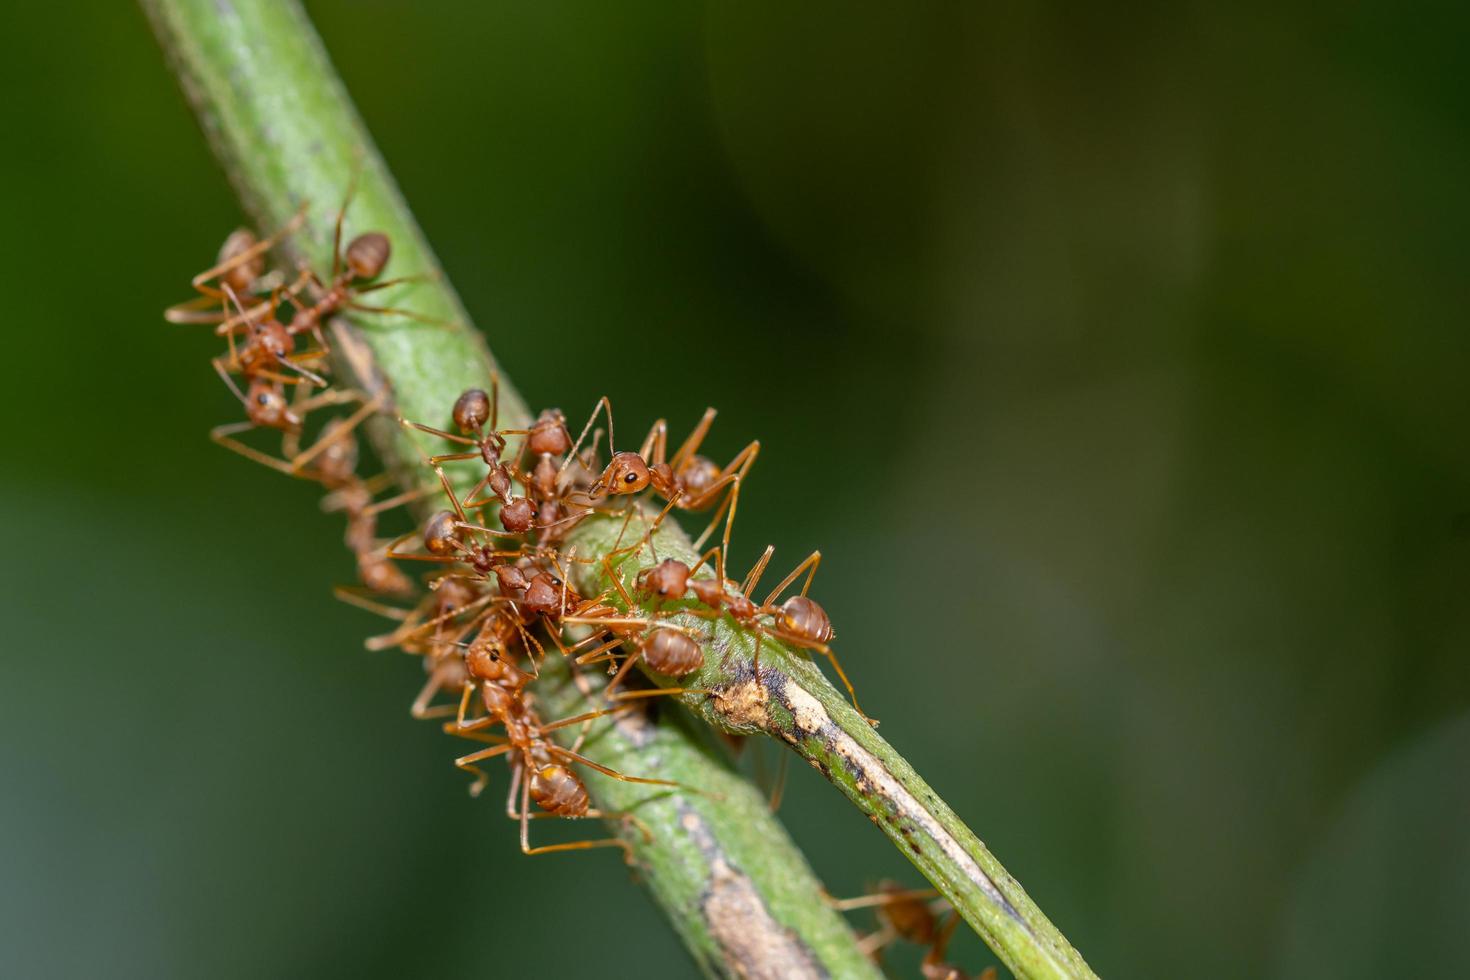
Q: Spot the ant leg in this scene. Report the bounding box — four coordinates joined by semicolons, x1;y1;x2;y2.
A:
518;776;636;861
717;439;761;483
361;485;431;517
363;592;496;651
189;205;307;295
400;418;477;447
561;396;616;482
857;924;899;960
638;418;668;465
762;550;823;607
164;292;225;325
294;387;367;416
351;271;440;294
602;649;644;698
608;685;712;701
571;634;627;667
549;746;688;792
210;355;248;404
504;763;523;819
329;161;362;281
409;667;462;720
167;292;278;327
210;270;312;336
690;475;741;553
210;421;305;476
345;300;457;328
631;494;684;556
741;545;776;598
431;465;472;523
767;749;790;813
428;452;484;468
766;628;874;725
824;887;941;913
534;702;644;735
331;585;410;621
454;742;513;797
290;397;381;473
599;555;639;608
669;407;717;472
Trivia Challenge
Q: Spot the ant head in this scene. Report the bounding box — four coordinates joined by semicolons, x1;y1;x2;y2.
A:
521;572;561;614
593;452;651;497
465;638;509;682
527;409;572;456
452;388;491;433
254;319;293;358
433;576;480;614
423;510;463;556
345;232;391;280
493;564;529;596
244;380;299;431
639;559;691;600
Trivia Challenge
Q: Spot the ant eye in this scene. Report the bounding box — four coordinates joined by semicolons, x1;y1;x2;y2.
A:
256;393;270;405
624;473;638;484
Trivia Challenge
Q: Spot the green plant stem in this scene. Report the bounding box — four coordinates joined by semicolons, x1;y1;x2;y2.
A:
140;1;878;976
563;517;1099;980
142;0;1099;977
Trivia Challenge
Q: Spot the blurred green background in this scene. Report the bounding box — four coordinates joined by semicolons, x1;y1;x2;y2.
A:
2;2;1467;977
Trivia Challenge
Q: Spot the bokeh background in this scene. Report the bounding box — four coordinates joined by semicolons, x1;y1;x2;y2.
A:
2;2;1467;977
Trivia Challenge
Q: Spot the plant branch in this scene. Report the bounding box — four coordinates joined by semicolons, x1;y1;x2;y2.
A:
142;0;1099;976
140;0;879;976
564;518;1099;980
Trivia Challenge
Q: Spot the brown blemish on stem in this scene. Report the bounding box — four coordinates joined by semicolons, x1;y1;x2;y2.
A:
774;679;1025;926
702;857;828;980
711;676;772;730
675;799;827;979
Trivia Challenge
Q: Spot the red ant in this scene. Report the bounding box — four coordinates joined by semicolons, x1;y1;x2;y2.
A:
210;378;371;478
627;542;871;723
442;620;686;860
830;882;992;977
565;399;757;552
921;915;995;980
164;212;306;325
400;383;521;509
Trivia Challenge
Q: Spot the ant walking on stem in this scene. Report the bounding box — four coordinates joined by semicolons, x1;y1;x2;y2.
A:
565;398;758;553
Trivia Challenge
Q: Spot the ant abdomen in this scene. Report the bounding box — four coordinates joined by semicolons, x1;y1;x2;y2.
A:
531;764;589;816
676;455;722;496
452;388;491;432
527;409;572;456
778;595;834;645
358;555;413;596
218;227;264;294
344;232;391;281
644;629;704;677
423;510;462;555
